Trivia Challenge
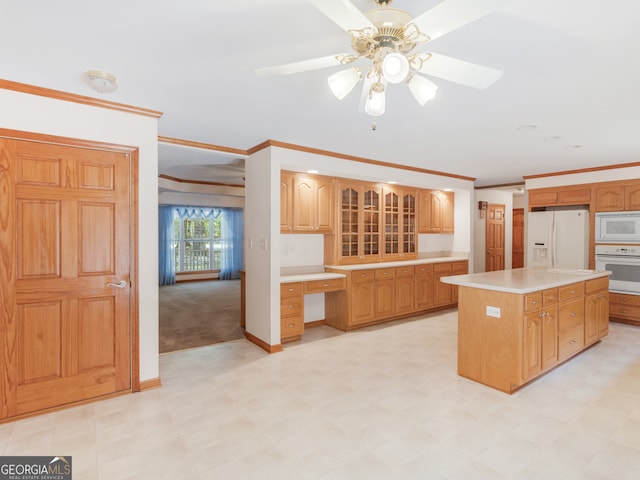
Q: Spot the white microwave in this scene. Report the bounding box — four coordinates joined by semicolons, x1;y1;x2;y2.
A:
595;211;640;243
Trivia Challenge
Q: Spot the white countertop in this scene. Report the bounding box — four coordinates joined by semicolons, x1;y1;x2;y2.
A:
325;255;468;271
280;272;347;284
440;268;611;294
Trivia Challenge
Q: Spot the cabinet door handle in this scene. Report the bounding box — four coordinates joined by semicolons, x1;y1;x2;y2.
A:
288;323;295;328
531;300;539;305
570;312;576;317
570;290;576;294
323;283;329;287
570;339;576;345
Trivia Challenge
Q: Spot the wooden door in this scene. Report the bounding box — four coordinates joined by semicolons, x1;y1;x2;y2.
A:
512;208;525;269
314;176;334;233
0;138;131;419
486;204;505;272
292;175;315;231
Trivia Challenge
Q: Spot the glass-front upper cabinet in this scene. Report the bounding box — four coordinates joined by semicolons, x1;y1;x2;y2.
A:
383;187;417;260
333;182;381;264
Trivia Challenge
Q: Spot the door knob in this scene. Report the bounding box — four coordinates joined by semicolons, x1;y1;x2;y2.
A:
107;280;127;288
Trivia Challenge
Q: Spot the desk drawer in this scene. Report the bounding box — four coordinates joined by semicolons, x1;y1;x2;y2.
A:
451;261;468;273
281;296;303;316
281;282;303;298
305;277;346;293
281;315;304;338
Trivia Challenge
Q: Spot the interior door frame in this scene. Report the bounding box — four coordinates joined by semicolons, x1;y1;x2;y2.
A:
0;128;141;393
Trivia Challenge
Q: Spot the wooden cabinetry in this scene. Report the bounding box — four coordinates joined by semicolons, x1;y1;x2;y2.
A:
289;173;334;233
395;266;415;315
595;184;640;211
609;292;640;326
280;172;293;233
418;189;454;234
414;264;434;311
280;282;304;342
585;277;609;344
528;188;591;208
326;182;382;264
433;261;468;307
456;275;609;393
382;187;417;259
325;260;466;331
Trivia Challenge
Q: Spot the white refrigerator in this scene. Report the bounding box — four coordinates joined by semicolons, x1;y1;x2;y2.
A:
527;210;589;269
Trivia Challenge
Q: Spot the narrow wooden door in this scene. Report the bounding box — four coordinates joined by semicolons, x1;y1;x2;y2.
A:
486;204;505;272
512;208;525;268
0;138;131;419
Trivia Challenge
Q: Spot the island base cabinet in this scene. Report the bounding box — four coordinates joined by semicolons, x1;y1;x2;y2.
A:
456;276;609;394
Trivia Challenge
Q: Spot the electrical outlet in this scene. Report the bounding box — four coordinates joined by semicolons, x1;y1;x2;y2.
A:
486;306;501;318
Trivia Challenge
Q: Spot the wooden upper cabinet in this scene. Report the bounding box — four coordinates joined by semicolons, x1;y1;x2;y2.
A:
595;184;640;211
330;182;381;264
284;172;335;233
418;189;454;234
280;172;293;233
528;188;591;208
382;187;417;259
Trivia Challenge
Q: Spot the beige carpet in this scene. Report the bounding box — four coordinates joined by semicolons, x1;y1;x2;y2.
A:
159;279;243;353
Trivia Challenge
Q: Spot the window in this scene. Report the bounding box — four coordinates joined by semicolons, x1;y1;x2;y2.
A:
173;216;222;271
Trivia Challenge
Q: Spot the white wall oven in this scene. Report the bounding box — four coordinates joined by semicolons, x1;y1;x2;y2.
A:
595;211;640;244
595;245;640;295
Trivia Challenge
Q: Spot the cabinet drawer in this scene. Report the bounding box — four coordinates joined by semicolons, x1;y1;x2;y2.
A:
281;296;303;316
559;325;584;360
375;268;396;281
610;293;640;307
451;261;468;273
559;299;584;331
304;277;346;293
524;292;543;312
395;266;414;278
543;288;558;306
433;262;452;273
352;269;375;283
414;264;434;275
280;282;303;298
586;276;609;294
610;303;640;321
281;315;304;338
559;282;584;302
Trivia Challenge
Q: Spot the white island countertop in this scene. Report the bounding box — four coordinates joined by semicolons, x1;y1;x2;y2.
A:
441;268;611;294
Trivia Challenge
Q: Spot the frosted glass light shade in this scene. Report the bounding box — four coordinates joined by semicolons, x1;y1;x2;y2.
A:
365;89;385;116
407;74;438;106
328;68;361;100
381;52;409;84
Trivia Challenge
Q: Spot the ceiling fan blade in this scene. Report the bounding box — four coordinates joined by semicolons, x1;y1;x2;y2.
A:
254;54;349;76
417;52;503;89
410;0;506;41
309;0;375;32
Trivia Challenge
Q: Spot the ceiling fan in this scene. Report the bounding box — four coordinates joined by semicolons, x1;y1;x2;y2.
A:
255;0;505;117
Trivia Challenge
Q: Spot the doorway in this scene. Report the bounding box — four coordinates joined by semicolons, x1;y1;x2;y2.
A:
0;132;136;419
512;208;525;268
486;203;505;272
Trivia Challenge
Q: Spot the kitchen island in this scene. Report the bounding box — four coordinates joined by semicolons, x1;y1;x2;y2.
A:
441;268;610;393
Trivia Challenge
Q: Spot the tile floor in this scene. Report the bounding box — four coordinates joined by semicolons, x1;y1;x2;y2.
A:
1;310;639;479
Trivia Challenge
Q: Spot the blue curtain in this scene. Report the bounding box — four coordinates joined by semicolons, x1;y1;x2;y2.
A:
158;205;176;286
220;208;244;280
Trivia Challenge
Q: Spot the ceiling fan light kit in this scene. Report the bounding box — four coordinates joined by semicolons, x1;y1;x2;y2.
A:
257;0;504;120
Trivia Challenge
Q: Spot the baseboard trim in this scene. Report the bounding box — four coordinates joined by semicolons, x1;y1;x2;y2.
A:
305;320;327;329
138;377;162;391
245;331;283;353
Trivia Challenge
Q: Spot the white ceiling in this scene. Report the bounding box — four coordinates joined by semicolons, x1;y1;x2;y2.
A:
3;0;640;187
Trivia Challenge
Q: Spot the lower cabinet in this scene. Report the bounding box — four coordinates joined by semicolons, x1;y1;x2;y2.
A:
280;282;304;342
609;292;640;326
521;277;608;385
325;260;467;331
